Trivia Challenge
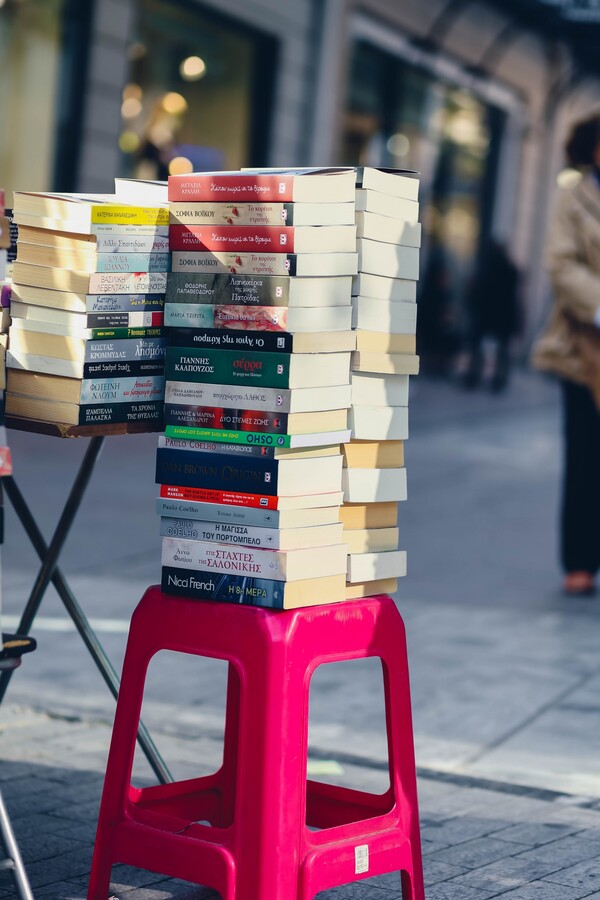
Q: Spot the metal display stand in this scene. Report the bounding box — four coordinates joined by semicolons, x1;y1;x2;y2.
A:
0;655;34;900
0;419;173;785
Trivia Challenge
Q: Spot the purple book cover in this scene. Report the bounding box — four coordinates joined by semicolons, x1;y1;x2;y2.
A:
1;283;11;308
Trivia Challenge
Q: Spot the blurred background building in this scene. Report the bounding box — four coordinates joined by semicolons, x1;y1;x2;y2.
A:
1;0;600;372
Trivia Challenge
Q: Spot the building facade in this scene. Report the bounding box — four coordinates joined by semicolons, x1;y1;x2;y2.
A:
2;0;600;362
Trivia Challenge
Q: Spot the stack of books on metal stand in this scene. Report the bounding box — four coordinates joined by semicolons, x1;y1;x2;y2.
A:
156;168;359;608
344;168;421;599
4;192;169;431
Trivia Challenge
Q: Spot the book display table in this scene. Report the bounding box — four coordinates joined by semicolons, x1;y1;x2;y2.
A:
0;417;172;784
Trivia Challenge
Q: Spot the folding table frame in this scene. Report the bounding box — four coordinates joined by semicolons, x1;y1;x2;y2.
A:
0;420;173;785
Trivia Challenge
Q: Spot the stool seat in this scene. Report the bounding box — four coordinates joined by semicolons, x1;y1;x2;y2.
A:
88;586;424;900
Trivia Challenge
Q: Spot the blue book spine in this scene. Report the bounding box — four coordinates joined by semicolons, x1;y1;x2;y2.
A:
161;566;287;608
155;447;279;495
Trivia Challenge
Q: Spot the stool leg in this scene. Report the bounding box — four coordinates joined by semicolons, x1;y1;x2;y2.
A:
88;638;155;899
232;650;307;900
218;663;241;828
381;616;425;900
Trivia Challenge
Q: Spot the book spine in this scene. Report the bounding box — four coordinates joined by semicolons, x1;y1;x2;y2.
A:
164;424;294;447
159;483;278;509
83;358;164;378
157;434;282;458
170;225;296;253
164;303;290;331
168;174;298;202
165;347;292;388
94;235;170;253
86;311;164;328
83;337;166;363
90;224;170;237
155;447;279;494
166;273;293;306
89;326;164;340
161;536;287;579
87;272;168;294
76;400;163;426
169;202;293;226
156;497;282;526
166;327;293;353
86;294;165;312
165;381;295;413
164;403;291;434
90;205;169;226
94;252;170;273
80;375;165;405
160;517;283;547
171;251;297;276
161;566;286;607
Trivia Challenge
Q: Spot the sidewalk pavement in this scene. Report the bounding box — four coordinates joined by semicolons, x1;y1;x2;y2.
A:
2;703;600;900
3;369;600;897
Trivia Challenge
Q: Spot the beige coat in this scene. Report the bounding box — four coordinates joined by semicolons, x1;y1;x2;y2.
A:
532;171;600;405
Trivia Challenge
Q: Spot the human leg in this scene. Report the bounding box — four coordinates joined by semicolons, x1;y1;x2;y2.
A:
561;380;600;587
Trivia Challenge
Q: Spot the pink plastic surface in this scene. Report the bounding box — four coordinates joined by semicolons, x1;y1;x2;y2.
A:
87;586;425;900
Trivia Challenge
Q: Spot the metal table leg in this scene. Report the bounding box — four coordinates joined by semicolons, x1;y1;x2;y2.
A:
0;438;172;784
0;783;34;900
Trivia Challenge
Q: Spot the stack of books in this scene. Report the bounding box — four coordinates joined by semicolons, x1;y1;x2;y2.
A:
0;190;10;474
156;168;360;608
4;192;169;430
344;168;421;599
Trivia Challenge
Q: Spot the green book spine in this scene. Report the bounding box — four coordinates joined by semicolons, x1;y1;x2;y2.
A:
164;424;295;447
165;347;292;388
90;326;164;340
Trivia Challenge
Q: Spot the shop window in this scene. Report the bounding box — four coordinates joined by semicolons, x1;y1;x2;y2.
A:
343;40;505;372
120;0;276;179
0;0;66;202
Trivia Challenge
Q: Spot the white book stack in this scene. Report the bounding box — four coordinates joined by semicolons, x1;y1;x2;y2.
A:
344;168;421;598
4;187;169;430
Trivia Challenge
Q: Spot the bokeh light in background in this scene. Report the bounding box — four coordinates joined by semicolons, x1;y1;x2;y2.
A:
180;55;206;81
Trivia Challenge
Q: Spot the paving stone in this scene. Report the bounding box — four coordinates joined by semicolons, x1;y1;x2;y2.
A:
420;837;453;855
347;872;404;892
8;831;87;864
446;856;567;892
316;886;405;899
542;856;600;890
429;836;529;868
14;881;88;899
515;835;600;867
24;847;93;889
420;882;496;899
490;880;591;899
422;860;469;886
421;816;510;846
493;820;581;846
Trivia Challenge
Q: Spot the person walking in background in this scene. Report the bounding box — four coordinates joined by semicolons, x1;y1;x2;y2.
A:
533;113;600;596
462;240;521;392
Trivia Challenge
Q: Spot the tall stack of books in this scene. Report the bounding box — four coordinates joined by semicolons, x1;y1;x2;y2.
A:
4;193;169;431
344;168;421;599
156;168;360;608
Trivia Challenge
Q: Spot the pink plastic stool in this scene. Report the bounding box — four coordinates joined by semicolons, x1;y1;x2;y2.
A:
87;586;424;900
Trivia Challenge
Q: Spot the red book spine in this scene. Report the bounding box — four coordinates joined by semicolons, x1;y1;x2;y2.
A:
169;225;295;252
168;174;296;202
159;483;279;509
